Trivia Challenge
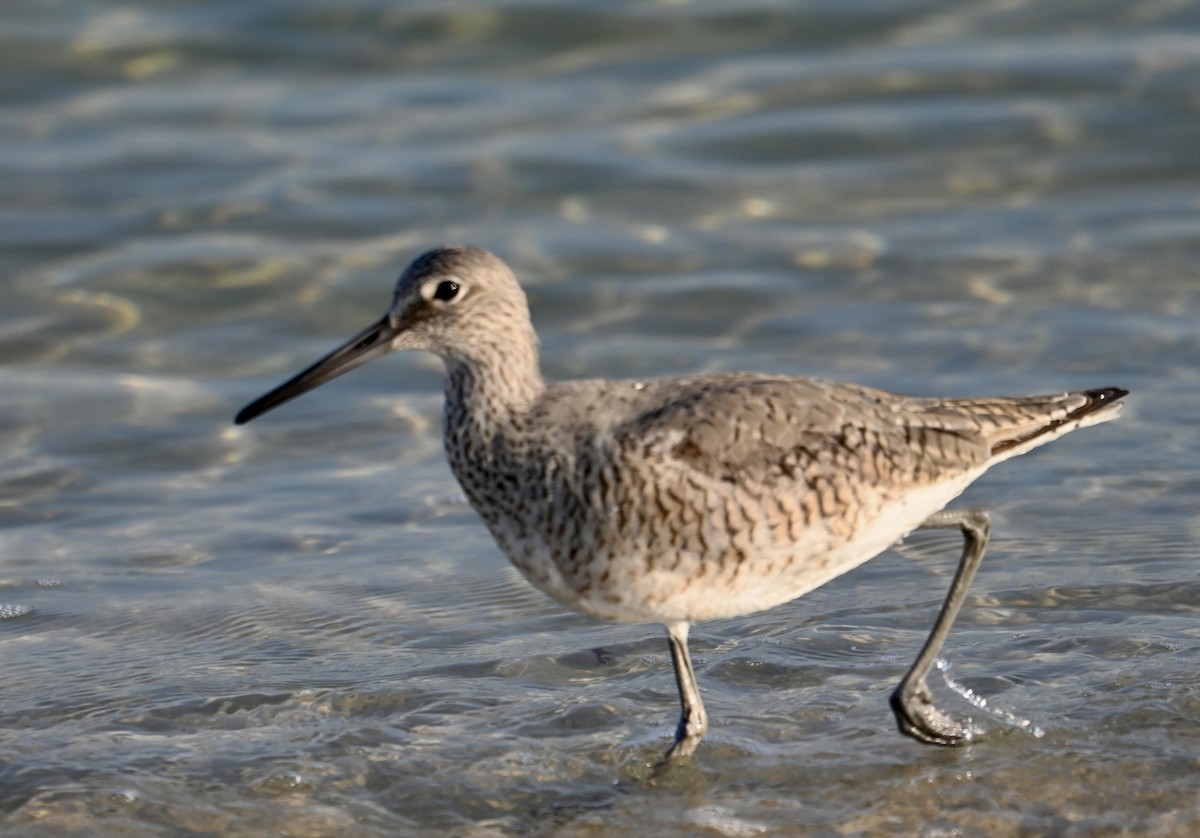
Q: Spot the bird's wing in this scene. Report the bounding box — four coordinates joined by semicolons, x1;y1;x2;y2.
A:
611;376;994;491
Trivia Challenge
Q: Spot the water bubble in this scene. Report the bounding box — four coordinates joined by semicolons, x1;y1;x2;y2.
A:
936;658;1045;739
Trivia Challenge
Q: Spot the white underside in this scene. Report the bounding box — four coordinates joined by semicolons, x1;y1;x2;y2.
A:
508;471;983;626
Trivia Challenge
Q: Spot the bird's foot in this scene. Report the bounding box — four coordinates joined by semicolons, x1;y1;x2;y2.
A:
890;678;972;746
662;734;700;764
650;717;704;773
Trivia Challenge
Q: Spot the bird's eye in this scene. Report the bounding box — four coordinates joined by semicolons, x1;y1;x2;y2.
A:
433;280;460;302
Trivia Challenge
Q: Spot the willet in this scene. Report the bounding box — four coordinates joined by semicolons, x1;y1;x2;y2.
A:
235;245;1127;763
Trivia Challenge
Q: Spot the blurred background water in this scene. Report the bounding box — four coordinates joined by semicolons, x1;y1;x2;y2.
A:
2;1;1199;835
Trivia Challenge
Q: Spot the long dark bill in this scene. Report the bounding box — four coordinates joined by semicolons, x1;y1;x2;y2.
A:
234;315;396;425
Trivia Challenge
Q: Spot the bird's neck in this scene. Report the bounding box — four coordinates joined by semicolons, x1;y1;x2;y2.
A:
441;332;544;457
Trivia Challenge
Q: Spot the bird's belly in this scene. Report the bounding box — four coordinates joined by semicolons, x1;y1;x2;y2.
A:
488;476;978;625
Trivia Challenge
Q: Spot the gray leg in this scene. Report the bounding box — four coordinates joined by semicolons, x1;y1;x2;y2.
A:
661;621;707;763
890;508;991;746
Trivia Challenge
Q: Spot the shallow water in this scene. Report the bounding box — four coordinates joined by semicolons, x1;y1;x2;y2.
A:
2;1;1199;835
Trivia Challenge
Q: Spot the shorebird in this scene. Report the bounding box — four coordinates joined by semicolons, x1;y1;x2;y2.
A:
235;245;1127;763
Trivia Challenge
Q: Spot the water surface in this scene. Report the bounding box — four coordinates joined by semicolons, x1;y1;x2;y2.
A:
2;1;1199;835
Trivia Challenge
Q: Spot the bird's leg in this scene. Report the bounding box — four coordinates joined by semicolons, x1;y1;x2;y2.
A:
661;621;707;764
891;508;991;746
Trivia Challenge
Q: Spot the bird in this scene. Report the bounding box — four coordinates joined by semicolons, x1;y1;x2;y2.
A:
234;245;1127;764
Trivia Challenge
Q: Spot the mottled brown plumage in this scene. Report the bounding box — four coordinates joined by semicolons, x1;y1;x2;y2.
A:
235;245;1127;763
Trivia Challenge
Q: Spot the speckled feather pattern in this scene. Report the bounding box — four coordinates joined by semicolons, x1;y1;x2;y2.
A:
412;248;1124;625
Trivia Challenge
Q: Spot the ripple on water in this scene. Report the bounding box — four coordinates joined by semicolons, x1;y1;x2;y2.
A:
0;603;33;620
1;0;1197;833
